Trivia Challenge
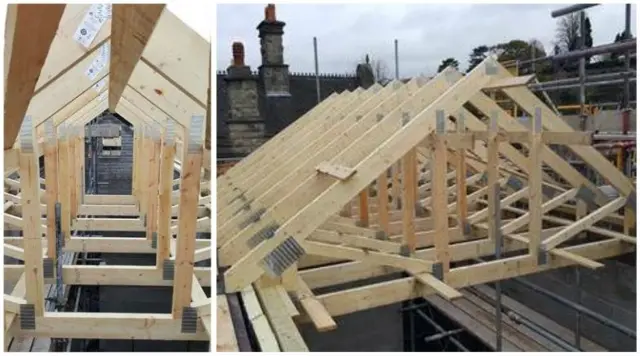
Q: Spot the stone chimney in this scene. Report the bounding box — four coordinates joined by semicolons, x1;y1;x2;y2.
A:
224;42;266;156
257;3;292;136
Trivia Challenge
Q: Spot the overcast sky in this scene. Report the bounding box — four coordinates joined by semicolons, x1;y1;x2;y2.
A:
217;3;636;77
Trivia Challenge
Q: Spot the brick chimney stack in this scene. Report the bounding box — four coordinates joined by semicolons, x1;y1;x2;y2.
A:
265;3;276;22
232;42;245;67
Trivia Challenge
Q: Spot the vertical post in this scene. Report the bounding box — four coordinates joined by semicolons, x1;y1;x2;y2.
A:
377;169;390;234
19;115;45;317
76;126;85;211
455;113;468;235
132;125;139;201
69;125;78;220
487;112;502;351
43;119;58;258
139;126;150;218
394;39;399;79
358;190;369;227
402;148;417;253
529;108;542;261
578;10;587;131
146;125;161;241
58;124;71;243
432;111;449;278
171;115;204;319
392;161;401;209
157;120;176;268
622;3;631;135
313;36;320;104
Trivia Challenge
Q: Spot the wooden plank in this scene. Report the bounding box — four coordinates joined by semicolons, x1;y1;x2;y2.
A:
216;295;239;351
4;4;65;149
295;276;336;331
402;148;417;252
68;127;78;219
43;119;58;258
171;121;204;319
255;286;309;351
316;162;356;180
482;74;535;90
542;197;627;250
145;132;161;241
240;285;280;351
18;119;46;317
528;111;542;261
109;4;165;110
358;190;369;227
141;8;209;106
9;312;208;340
431;131;450;278
376;170;390;234
157;126;176;267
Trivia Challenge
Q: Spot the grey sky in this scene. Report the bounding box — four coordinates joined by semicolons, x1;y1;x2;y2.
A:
217;3;636;77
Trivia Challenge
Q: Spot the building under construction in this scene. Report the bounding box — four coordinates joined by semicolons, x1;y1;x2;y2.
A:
216;4;636;352
4;4;211;351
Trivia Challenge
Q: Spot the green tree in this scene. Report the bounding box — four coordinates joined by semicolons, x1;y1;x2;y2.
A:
466;45;491;72
437;57;459;72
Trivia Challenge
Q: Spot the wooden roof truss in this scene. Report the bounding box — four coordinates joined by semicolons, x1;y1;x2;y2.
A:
4;4;211;349
216;57;636;351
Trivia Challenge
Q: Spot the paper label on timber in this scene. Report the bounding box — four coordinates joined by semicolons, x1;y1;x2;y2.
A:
73;4;112;48
85;43;110;80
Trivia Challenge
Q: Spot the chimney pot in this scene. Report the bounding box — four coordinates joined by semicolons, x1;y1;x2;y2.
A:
232;42;245;67
265;3;276;22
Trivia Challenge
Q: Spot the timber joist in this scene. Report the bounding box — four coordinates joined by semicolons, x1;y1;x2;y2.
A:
4;4;211;348
217;56;636;350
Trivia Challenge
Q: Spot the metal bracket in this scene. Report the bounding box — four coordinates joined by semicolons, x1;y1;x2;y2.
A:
151;232;158;249
187;115;205;153
506;176;524;191
376;113;384;122
217;269;226;295
142;214;147;228
355;114;363;122
625;193;636;213
435;110;446;134
402;112;411;126
19;116;34;153
20;304;36;330
575;185;599;211
43;258;54;279
181;307;198;334
229;192;247;205
247;223;279;248
537;248;548;265
432;262;444;281
375;230;388;240
399;244;411;257
162;260;175;281
462;222;472;237
238;208;266;229
261;237;305;277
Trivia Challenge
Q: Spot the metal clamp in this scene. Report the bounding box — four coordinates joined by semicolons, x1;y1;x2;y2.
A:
261;237;305;277
151;232;158;249
20;304;36;330
181;307;198;334
188;115;205;153
162;260;175;281
43;258;54;279
19;116;34;153
432;262;444;281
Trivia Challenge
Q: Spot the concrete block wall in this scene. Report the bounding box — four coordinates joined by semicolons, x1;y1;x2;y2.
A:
502;257;636;351
91;115;134;195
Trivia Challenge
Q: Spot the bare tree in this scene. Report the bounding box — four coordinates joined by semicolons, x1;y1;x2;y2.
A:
356;54;392;84
555;13;581;53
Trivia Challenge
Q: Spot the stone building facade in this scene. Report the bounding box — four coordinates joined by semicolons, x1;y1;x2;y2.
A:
217;4;374;159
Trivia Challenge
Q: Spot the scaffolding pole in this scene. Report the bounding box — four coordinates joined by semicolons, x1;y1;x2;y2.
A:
313;36;320;104
551;4;600;18
394;39;399;79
